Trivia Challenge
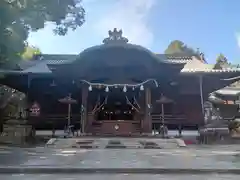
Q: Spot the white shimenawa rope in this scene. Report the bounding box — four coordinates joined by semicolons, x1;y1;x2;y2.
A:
125;96;140;112
80;79;158;87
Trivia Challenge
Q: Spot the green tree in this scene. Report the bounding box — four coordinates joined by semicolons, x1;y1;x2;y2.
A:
21;46;41;60
0;0;85;67
214;54;230;69
0;0;85;129
165;40;196;54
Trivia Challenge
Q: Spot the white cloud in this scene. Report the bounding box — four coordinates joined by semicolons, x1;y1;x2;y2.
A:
94;0;156;47
236;32;240;48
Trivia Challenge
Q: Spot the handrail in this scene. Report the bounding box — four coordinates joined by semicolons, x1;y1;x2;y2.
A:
27;114;82;123
151;113;202;125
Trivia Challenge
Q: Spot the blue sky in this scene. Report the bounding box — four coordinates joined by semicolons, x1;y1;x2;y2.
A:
28;0;240;64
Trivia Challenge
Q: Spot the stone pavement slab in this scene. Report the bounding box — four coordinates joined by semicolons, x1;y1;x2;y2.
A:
18;148;240;169
1;174;239;180
1;143;240;171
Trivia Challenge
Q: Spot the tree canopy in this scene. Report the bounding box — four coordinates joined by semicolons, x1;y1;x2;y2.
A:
0;0;85;67
216;53;228;63
21;46;41;60
0;0;85;120
214;53;230;69
164;40;197;55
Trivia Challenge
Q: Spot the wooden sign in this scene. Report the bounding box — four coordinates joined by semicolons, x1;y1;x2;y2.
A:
30;102;40;116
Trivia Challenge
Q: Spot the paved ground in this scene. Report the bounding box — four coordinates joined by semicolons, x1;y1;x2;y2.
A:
1;174;240;180
1;144;240;169
0;137;240;180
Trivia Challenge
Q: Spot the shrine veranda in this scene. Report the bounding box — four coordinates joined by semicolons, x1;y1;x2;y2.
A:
1;28;240;135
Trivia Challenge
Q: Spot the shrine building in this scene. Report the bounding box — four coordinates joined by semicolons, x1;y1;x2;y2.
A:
1;28;240;135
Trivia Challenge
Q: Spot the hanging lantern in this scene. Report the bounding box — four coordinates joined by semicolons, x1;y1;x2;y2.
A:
105;86;109;92
140;85;144;91
156;95;173;104
58;95;77;104
123;86;127;92
88;85;92;91
132;86;135;90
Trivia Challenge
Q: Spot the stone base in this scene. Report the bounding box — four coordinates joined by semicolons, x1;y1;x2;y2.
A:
0;119;32;145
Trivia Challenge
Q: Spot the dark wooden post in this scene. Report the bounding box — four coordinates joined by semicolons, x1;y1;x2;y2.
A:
81;87;88;133
143;88;152;133
26;73;36;137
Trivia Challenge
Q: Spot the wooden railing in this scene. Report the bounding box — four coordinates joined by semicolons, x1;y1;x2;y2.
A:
28;114;82;124
151;113;199;125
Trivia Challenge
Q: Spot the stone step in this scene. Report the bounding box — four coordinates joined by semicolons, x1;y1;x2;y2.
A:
47;137;186;149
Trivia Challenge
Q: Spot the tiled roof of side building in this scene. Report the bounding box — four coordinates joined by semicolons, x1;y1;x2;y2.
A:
18;54;78;70
180;58;240;73
181;68;240;73
156;53;196;64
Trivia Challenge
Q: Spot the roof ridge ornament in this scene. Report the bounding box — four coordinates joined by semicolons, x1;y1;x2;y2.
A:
102;28;128;45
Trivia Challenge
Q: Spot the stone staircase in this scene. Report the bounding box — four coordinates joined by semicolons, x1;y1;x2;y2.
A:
46;137;186;149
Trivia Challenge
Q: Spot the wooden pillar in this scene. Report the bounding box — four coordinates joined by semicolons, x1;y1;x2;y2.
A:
143;88;152;133
81;87;88;133
199;75;204;115
26;73;36;137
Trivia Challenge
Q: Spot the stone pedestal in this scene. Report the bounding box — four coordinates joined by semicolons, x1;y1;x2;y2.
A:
0;119;32;145
230;128;240;138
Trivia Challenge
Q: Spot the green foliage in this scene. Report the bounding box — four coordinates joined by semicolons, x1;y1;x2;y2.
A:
216;53;228;63
214;53;230;69
0;0;85;113
228;120;240;131
164;40;196;54
21;46;41;60
0;85;25;114
0;0;85;66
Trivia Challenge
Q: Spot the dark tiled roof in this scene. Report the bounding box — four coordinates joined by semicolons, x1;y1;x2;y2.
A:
18;54;77;70
18;60;40;70
11;53;240;74
41;54;77;64
18;53;193;72
156;53;196;64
